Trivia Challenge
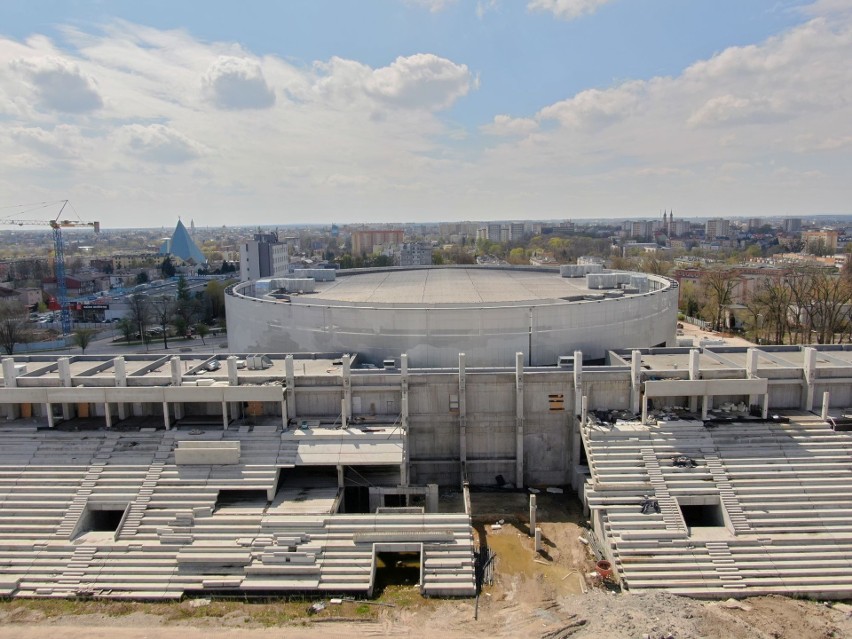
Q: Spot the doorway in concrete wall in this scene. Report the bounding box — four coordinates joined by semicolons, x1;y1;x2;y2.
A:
373;546;422;595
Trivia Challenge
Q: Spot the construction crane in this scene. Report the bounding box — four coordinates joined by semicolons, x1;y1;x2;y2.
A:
0;200;100;335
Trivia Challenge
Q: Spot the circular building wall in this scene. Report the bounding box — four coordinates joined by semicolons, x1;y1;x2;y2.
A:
225;266;678;367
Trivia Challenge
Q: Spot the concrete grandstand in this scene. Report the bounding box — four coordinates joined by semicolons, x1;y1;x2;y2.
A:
2;344;852;599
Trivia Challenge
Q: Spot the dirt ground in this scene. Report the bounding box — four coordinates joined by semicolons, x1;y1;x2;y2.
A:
678;321;756;348
2;492;851;639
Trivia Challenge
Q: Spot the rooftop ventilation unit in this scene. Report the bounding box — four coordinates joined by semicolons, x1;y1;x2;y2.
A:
247;354;273;370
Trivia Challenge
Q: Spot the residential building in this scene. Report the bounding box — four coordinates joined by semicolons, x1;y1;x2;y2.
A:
705;218;730;240
399;242;433;267
352;229;403;256
802;228;839;254
240;232;290;282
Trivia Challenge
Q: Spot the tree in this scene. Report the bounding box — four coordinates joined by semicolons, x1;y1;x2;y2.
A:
116;317;134;343
508;247;528;265
160;256;176;278
0;301;31;355
700;268;740;331
195;322;209;345
127;294;150;347
72;328;96;354
150;296;175;349
135;271;149;285
176;275;190;302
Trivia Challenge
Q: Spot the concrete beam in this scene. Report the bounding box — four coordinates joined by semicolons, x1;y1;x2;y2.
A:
342;354;352;420
400;353;410;487
688;349;700;413
630;350;642;414
114;357;127;420
2;358;19;420
58;357;72;420
459;353;467;485
803;347;817;411
285;354;296;420
515;351;524;487
573;350;583;417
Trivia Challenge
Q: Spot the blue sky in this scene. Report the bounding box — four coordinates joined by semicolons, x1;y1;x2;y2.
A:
0;0;849;226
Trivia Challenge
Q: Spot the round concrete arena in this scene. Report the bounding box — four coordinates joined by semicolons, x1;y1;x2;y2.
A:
225;266;678;368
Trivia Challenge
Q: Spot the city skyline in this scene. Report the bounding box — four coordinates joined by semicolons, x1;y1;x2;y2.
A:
0;1;851;227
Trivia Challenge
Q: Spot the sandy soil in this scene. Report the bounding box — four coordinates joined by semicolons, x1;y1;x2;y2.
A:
2;492;851;639
678;321;756;348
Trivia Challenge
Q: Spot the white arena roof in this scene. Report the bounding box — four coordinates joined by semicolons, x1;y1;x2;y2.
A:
299;268;598;306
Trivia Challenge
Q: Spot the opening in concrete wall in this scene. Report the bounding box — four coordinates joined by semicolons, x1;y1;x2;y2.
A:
74;502;129;538
679;497;725;528
373;550;421;594
215;489;269;511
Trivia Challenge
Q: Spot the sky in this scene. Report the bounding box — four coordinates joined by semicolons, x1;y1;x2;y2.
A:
0;0;851;228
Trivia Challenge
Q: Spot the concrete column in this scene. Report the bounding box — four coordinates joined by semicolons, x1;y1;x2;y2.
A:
170;357;183;420
281;399;288;430
400;353;410;487
342;354;352;420
337;464;344;488
746;348;758;377
104;403;112;428
341;398;348;428
534;527;542;553
368;488;382;513
162;401;170;430
227;356;240;423
459;353;467;484
573;350;583;418
581;395;588;427
427;483;439;513
762;392;770;419
529;494;537;536
688;349;700;413
285;354;296;420
515;351;525;488
221;400;229;430
170;356;182;385
58;357;73;420
803;347;817;411
114;357;127;420
630;350;642;414
746;348;759;408
45;404;54;428
821;391;830;421
2;358;19;420
227;356;238;386
641;394;648;424
702;395;709;420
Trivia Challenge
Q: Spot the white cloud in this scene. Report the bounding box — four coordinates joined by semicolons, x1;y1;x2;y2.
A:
115;124;206;164
481;114;538;136
0;12;850;224
687;95;792;127
202;56;276;110
527;0;615;21
10;56;102;113
366;54;472;110
9;124;89;159
538;83;642;129
404;0;458;12
476;0;500;19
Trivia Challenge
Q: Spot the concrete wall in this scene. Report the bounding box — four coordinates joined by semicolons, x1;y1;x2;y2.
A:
225;273;678;368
